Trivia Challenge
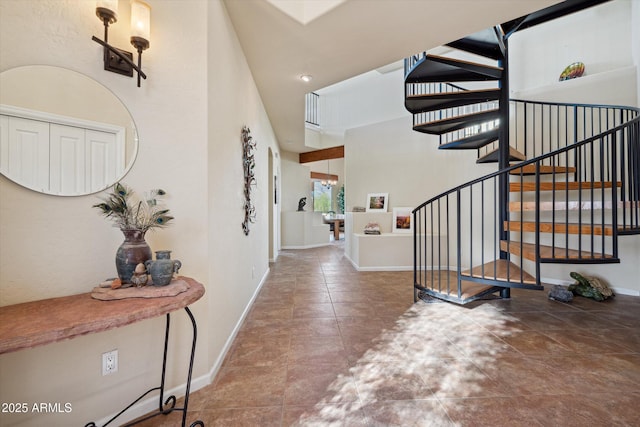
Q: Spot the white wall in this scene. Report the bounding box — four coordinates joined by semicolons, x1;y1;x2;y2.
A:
313;66;407;148
344;116;494;212
205;0;281;382
0;0;280;425
281;151;312;213
509;0;633;93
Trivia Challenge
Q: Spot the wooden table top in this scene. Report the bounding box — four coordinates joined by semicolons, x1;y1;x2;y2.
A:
0;276;205;354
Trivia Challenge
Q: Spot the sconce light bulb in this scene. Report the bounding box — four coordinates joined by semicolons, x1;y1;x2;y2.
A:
96;0;118;24
130;0;151;47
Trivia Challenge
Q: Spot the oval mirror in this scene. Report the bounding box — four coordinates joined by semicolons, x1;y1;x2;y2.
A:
0;65;138;196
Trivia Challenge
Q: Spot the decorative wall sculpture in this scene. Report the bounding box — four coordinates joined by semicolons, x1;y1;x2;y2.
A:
241;126;257;235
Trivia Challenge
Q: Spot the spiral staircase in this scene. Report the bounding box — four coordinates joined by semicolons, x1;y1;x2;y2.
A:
405;0;640;304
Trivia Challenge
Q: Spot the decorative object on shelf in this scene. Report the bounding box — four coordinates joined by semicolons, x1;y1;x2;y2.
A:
366;192;388;212
392;207;413;233
93;182;174;283
146;250;182;286
364;222;381;235
241;126;257;235
130;263;148;287
91;277;190;300
568;271;614;301
92;0;151;87
115;228;152;285
558;61;585;81
297;197;307;211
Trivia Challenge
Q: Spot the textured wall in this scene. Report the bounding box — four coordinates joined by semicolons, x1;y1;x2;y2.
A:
0;1;279;425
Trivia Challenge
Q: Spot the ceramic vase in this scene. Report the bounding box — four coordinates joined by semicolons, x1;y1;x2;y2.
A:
145;250;181;286
116;229;152;284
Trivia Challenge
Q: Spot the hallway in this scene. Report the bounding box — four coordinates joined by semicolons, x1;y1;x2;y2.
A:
140;244;640;426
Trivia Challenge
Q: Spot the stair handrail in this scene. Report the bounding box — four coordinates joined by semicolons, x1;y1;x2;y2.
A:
413;100;639;302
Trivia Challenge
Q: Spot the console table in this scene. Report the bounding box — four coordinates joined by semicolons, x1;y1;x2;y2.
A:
0;276;205;427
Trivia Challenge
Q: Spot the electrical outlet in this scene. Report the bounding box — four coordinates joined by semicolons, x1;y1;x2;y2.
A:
102;350;118;376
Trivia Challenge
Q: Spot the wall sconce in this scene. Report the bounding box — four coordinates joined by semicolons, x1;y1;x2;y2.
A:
92;0;151;87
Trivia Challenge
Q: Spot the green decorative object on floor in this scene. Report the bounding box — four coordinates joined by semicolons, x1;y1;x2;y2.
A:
568;272;614;301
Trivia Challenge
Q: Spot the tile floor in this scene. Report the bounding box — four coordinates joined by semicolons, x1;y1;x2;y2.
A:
138;243;640;426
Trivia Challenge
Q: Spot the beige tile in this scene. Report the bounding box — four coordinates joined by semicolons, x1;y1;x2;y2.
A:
439;397;544;426
521;393;640;427
284;363;359;406
140;243;639;426
223;333;289;367
288;335;349;366
363;400;454;426
351;362;434;402
206;365;287;408
283;403;369;426
198;407;283;427
289;317;340;337
500;330;573;356
292;302;335;319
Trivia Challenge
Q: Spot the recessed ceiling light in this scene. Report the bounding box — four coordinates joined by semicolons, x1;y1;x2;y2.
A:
299;74;313;83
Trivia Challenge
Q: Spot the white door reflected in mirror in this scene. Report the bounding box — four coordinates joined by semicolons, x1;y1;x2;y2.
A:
0;65;138;196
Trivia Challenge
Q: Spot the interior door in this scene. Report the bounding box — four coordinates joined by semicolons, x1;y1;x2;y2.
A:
50;124;86;195
1;116;50;192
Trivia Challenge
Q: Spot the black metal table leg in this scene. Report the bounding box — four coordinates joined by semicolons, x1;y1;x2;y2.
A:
85;307;203;427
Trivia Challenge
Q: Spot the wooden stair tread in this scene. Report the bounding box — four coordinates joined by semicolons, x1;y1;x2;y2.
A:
500;240;613;262
504;221;614;236
461;260;537;285
419;270;497;300
508;200;639;212
510;181;621;192
476;146;526;164
509;165;576;175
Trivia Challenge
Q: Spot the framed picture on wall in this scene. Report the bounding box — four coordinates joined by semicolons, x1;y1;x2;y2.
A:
366;193;388;212
392;207;413;233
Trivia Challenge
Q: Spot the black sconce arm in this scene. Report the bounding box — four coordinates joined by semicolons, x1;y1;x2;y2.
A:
92;36;147;80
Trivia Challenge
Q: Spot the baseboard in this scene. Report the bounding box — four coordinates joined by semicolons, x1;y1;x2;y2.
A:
541;276;639;296
345;255;458;273
612;287;640;296
281;243;330;249
352;265;414;272
94;268;271;426
540;276;574;287
344;252;356;270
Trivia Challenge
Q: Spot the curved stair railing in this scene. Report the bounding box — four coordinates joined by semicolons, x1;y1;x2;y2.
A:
403;0;636;304
413;102;640;304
